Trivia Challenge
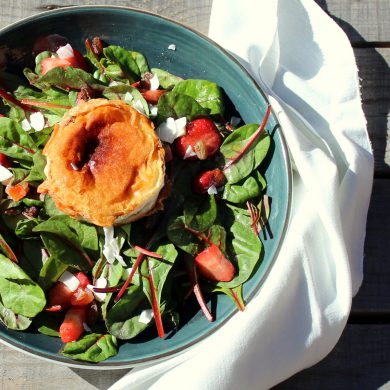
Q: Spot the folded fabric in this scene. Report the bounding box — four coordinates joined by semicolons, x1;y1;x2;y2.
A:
110;0;373;388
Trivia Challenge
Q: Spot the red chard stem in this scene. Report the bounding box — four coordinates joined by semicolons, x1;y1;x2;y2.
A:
146;258;165;338
224;104;272;171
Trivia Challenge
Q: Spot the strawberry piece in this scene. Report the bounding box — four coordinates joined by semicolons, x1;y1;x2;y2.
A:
141;89;166;104
174;118;221;160
5;181;29;201
0;153;11;168
40;49;87;75
70;287;94;306
195;244;235;282
60;306;88;343
74;272;91;289
47;281;73;311
193;168;225;194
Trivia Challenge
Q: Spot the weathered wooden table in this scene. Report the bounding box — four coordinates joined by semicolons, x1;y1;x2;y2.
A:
0;1;388;389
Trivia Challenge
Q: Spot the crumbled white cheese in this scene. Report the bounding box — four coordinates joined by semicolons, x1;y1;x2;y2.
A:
183;145;197;159
168;44;176;51
87;277;108;302
103;226;127;266
124;91;134;103
139;309;154;324
21;118;31;131
156;117;186;144
29;112;45;131
0;165;13;185
59;271;80;292
149;73;160;90
207;185;218;195
133;99;145;115
56;43;74;59
108;80;120;87
149;105;158;117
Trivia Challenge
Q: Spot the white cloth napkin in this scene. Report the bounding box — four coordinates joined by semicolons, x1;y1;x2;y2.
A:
110;0;373;388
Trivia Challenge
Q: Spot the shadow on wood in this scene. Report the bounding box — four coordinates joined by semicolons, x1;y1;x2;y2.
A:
70;368;130;390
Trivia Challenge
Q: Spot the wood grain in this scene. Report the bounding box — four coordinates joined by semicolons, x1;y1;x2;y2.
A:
314;0;390;43
274;324;390;389
0;1;388;390
0;0;212;34
352;179;390;311
354;48;390;175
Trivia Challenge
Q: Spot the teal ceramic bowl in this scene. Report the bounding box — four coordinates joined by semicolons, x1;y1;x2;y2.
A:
0;6;291;368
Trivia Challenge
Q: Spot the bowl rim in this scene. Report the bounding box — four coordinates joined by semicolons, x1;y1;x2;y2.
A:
0;4;293;369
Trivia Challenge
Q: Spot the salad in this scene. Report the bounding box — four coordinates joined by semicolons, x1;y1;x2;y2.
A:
0;35;272;363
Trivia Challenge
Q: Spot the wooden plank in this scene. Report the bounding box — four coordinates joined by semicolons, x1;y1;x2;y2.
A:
352;179;390;312
0;0;212;34
274;324;390;389
353;48;390;175
0;343;129;390
315;0;390;43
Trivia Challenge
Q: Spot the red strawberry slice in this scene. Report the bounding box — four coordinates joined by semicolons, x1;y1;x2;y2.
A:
47;281;73;311
40;49;87;75
70;287;94;306
193;168;225;194
60;306;88;343
174;118;221;160
195;244;235;282
141;89;166;104
74;272;91;289
0;153;11;168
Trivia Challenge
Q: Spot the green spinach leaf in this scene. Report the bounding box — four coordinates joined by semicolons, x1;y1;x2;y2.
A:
220;124;270;184
62;333;118;363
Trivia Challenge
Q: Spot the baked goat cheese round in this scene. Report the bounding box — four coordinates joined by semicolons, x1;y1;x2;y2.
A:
38;99;165;227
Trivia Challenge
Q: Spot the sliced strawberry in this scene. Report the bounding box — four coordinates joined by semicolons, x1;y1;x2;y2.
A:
60;306;88;343
74;272;91;289
174;118;221;160
70;287;94;306
195;244;235;282
141;89;166;104
5;181;29;201
40;50;87;75
193;168;225;194
47;281;73;311
0;153;11;168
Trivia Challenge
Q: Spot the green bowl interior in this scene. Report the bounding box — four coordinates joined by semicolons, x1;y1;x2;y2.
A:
0;7;291;367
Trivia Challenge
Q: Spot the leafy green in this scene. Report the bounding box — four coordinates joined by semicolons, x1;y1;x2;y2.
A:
0;117;37;164
139;242;178;306
151;68;182;89
156;90;209;123
219;206;263;289
38;256;68;291
103;84;149;116
0;298;32;330
105;285;150;339
222;171;266;204
184;195;217;232
130;51;149;75
0;253;46;317
25;151;46;182
33;311;62;336
62;333;118;363
172;79;224;116
34;67;106;91
103;46;141;83
33;215;98;255
220;124;270;184
167;216;199;255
